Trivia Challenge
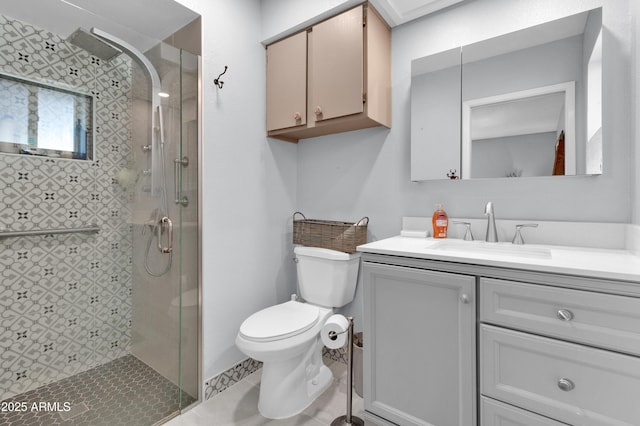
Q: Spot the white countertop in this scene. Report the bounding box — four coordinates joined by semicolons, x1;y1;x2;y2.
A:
358;236;640;282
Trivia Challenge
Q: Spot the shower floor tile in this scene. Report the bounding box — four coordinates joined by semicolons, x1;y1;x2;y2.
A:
0;355;195;426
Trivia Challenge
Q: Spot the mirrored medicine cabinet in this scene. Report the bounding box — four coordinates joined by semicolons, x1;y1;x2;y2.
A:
0;72;94;160
410;7;602;181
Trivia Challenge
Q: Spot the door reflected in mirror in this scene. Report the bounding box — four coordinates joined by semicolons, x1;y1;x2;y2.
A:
410;7;602;181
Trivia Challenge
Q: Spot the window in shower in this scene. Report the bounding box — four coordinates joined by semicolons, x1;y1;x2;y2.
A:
0;72;93;159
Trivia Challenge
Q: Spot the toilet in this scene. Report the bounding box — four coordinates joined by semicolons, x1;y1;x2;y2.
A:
235;246;361;419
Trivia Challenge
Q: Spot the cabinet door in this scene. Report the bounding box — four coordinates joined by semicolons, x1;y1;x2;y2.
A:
363;262;476;426
266;31;307;132
308;5;364;123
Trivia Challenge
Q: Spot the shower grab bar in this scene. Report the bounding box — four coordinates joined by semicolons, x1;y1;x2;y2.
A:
0;224;100;239
174;157;189;207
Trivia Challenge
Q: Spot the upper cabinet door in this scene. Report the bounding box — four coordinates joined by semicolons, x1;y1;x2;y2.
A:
308;5;364;123
266;31;307;132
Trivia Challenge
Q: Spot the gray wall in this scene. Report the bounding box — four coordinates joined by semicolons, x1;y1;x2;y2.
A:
180;0;637;384
471;133;557;179
291;0;634;328
296;0;632;232
176;0;299;383
633;0;640;225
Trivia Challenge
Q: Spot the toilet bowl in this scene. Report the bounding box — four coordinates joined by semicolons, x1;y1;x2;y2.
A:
235;246;361;419
236;300;334;419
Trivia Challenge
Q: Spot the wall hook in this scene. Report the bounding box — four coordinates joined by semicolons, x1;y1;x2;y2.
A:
213;66;228;89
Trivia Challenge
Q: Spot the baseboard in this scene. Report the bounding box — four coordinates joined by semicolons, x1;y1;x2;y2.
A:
203;358;262;400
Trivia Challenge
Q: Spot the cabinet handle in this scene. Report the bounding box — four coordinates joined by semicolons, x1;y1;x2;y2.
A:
293;112;301;121
557;309;574;321
314;106;322;116
460;293;471;304
557;378;575;392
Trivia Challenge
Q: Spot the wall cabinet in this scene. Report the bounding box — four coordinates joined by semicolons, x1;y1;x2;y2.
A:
266;3;391;142
363;262;476;426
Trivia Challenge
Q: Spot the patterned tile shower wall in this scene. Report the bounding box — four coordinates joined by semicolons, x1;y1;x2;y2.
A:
0;15;134;400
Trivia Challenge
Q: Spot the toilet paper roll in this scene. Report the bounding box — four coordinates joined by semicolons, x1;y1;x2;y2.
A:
321;314;349;349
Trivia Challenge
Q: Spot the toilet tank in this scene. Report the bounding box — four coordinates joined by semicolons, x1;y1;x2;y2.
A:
294;246;361;308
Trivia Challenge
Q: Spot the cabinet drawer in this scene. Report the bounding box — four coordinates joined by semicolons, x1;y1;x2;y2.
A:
480;397;566;426
481;325;640;425
481;277;640;356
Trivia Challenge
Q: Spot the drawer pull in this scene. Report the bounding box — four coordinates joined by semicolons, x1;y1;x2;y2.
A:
556;309;574;321
460;293;471;304
557;378;575;392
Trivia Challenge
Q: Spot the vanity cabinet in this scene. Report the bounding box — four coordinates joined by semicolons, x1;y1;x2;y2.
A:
361;251;640;426
266;3;391;142
362;261;476;426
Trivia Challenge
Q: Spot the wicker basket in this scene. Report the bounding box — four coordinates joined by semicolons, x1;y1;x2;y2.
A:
293;212;368;253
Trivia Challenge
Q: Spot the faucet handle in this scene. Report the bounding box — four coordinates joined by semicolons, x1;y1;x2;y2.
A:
512;223;538;245
453;221;474;241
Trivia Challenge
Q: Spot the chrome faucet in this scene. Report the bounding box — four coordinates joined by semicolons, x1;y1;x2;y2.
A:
484;202;498;242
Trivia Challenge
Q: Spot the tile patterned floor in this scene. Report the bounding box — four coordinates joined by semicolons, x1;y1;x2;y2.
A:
0;355;195;426
166;360;365;426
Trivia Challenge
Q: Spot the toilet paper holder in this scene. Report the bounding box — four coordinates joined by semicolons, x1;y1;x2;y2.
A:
327;329;347;340
331;316;364;426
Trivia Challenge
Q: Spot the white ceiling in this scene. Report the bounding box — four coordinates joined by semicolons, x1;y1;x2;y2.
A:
0;0;198;52
0;0;462;55
370;0;465;26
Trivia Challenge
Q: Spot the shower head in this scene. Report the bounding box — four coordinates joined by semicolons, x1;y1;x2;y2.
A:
67;28;122;60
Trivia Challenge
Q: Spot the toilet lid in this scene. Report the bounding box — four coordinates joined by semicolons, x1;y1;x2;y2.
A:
239;301;320;342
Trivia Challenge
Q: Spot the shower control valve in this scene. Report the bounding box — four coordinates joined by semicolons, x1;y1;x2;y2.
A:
141;144;152;152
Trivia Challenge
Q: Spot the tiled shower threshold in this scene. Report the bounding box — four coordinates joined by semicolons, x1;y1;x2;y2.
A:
0;355;195;426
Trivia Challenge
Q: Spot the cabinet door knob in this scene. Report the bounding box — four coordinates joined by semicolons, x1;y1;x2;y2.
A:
460;293;471;304
557;378;575;391
293;112;301;121
314;106;322;116
557;309;574;321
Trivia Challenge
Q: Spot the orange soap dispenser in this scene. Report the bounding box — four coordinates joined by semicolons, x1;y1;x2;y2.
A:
432;203;449;238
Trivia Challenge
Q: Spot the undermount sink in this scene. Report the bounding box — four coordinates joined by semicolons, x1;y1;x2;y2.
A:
427;239;552;259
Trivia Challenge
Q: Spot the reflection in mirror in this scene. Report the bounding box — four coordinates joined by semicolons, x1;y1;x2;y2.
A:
410;48;461;181
462;82;575;178
410;7;602;181
0;73;93;160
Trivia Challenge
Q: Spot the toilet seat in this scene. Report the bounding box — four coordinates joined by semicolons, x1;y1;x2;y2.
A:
239;301;320;342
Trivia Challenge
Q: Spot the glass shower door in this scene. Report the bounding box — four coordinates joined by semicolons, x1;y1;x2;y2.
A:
129;43;199;419
176;47;200;410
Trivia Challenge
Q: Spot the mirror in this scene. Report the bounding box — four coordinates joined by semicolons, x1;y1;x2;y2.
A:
411;8;602;180
0;73;93;160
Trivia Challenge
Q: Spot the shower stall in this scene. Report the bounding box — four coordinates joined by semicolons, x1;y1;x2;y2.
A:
0;4;200;425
